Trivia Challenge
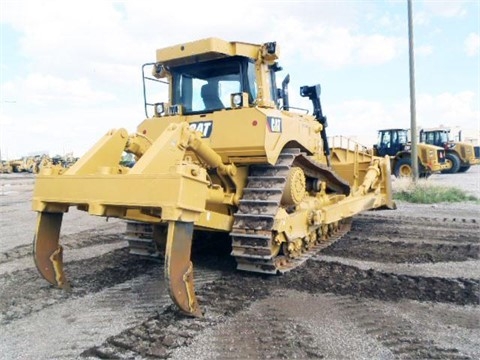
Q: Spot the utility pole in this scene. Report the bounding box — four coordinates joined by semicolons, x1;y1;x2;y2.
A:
408;0;419;182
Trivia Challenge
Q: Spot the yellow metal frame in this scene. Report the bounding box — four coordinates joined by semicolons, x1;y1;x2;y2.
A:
31;37;396;318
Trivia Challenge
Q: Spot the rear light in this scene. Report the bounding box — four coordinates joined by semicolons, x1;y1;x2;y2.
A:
438;150;445;163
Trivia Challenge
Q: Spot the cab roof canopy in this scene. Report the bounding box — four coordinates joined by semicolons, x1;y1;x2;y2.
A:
156;37;263;67
378;128;408;132
421;127;451;132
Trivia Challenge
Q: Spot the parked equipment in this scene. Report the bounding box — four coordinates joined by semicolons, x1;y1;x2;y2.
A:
419;127;480;173
32;38;395;317
372;128;448;177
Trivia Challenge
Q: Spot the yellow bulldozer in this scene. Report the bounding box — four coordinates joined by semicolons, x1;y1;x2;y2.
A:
9;154;50;174
0;160;13;173
32;38;395;317
10;157;36;173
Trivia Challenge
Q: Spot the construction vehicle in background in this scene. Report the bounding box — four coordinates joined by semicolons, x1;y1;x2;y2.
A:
419;127;480;173
1;154;78;175
8;155;45;173
9;157;35;173
372;128;448;177
32;37;395;317
0;160;13;174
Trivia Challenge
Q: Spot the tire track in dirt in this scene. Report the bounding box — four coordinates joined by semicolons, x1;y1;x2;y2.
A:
0;224;123;265
325;294;474;359
2;206;479;358
81;273;273;359
323;238;479;263
82;257;478;359
360;213;478;226
0;248;155;325
350;214;480;244
284;259;479;305
1;267;223;360
80;212;480;359
0;236;233;327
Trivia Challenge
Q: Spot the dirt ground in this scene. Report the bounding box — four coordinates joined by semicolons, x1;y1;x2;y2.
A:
0;168;479;359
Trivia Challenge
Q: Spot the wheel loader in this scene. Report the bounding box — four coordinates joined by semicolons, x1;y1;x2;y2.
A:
419;127;480;173
32;38;395;317
372;128;448;177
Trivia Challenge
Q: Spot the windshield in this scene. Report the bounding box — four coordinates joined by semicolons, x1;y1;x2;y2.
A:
377;131;390;147
170;56;257;114
398;130;408;144
423;131;449;145
439;131;449;143
377;130;408;147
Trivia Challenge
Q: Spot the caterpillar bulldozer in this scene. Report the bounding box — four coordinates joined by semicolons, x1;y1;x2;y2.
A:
32;38;395;317
0;159;13;173
419;127;480;173
372;128;448;177
8;154;50;174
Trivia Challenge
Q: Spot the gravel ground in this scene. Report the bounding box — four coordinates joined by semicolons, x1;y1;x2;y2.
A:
0;167;479;359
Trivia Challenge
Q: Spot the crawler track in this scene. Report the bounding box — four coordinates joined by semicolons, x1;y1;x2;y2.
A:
231;149;351;274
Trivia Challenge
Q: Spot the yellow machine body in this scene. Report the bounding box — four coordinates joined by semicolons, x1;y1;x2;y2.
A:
414;143;450;174
420;127;480;174
32;38;395;317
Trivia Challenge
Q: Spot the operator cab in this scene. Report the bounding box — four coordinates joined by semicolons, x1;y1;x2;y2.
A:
375;129;409;157
170;56;258;114
420;129;450;148
142;38;288;118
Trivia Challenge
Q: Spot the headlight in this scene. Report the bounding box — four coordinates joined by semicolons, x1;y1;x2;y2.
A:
233;94;242;106
231;93;245;108
154;103;165;116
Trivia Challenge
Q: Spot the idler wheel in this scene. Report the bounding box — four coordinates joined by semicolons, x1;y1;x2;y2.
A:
281;167;306;206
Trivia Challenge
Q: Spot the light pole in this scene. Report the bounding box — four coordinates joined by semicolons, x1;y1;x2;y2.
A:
408;0;419;182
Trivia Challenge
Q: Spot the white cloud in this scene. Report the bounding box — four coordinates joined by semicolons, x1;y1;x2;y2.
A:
2;1;154;80
464;33;480;56
276;19;405;69
1;74;116;106
2;0;405;77
423;1;468;18
416;45;433;56
413;11;430;26
415;1;469;27
356;34;405;65
327;99;403;146
326;91;479;147
1;0;478;158
417;91;479;130
0;103;141;159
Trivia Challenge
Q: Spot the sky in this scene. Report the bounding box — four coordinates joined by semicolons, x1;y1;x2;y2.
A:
0;0;479;159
